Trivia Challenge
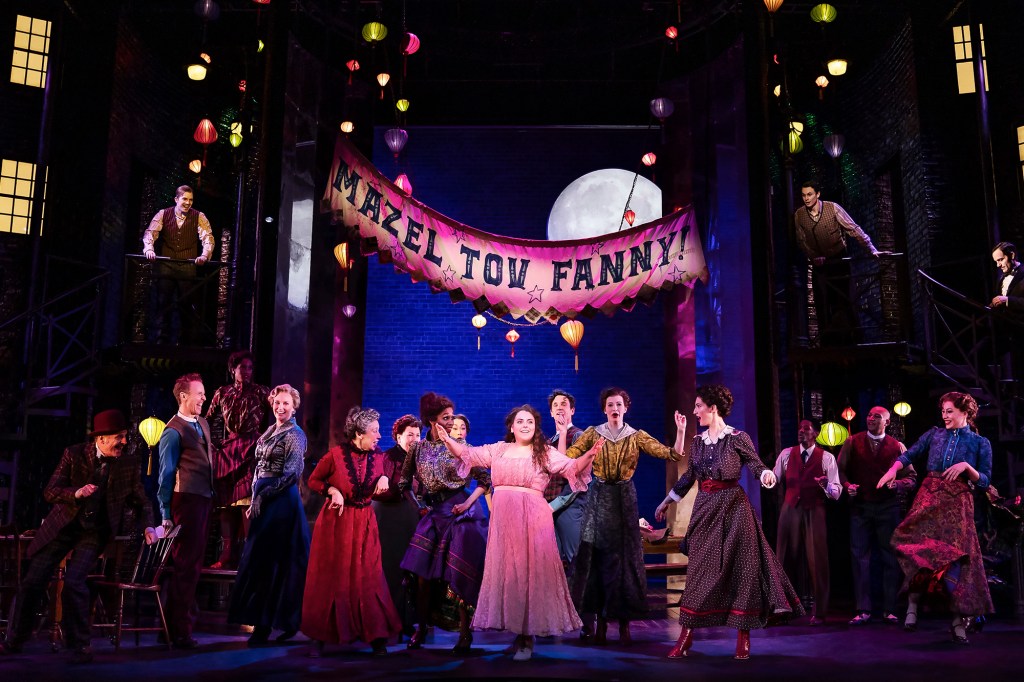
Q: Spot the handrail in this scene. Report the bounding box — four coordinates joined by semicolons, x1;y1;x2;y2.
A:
0;270;109;332
125;254;227;266
920;268;1024;330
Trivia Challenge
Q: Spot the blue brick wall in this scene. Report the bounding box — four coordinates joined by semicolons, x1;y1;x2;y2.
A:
365;126;673;517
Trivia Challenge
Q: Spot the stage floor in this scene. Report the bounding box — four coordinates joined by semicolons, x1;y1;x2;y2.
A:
1;612;1021;681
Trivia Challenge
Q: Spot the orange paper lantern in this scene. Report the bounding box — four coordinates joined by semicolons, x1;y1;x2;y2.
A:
560;319;584;372
505;329;520;358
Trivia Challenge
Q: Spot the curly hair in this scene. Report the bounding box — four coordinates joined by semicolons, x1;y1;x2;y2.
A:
696;384;733;418
599;387;631;410
419;391;454;427
227;350;254;373
343;405;381;440
391;414;421;441
504;404;550;473
939;391;980;433
268;383;301;410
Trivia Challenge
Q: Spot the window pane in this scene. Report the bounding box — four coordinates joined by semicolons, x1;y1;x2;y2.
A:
0;197;12;214
957;61;976;94
29;35;44;53
27;52;42;71
0;215;11;233
13;198;29;216
954;44;965;60
13;31;29;49
12;216;29;235
953;26;963;42
12;49;27;67
25;70;40;88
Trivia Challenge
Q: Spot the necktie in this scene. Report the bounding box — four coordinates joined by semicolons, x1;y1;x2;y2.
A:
192;420;204;441
802;449;810;464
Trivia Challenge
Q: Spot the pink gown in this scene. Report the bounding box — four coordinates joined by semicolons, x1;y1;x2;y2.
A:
456;442;590;636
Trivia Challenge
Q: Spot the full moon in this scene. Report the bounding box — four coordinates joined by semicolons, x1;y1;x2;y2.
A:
547;169;663;241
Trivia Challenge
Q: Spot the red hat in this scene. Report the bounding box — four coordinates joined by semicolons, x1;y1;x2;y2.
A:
89;409;127;437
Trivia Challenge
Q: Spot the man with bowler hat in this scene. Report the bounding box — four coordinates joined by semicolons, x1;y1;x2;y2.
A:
157;372;215;649
0;409;155;663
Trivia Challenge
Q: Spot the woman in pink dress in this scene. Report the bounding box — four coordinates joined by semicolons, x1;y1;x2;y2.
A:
435;404;602;661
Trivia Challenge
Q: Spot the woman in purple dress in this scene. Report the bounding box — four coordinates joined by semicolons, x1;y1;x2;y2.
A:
399;392;490;653
662;384;802;660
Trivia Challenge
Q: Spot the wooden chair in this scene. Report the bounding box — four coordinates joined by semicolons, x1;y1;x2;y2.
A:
91;526;179;650
0;524;21;641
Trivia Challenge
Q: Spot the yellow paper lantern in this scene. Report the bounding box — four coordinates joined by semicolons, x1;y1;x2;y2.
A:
827;58;848;76
139;416;166;476
893;401;912;417
560;320;585;373
396;98;410;112
781;130;803;154
810;3;837;23
817;421;848;448
334;243;353;292
816;75;829;88
471;314;487;350
340;120;355;134
763;0;784;13
188;159;203;173
362;22;388;42
187;62;208;80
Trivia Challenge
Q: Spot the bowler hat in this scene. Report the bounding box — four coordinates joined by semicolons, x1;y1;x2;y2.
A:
90;409;128;437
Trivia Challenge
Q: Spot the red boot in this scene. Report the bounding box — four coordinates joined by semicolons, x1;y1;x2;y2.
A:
667;628;693;658
734;629;750;660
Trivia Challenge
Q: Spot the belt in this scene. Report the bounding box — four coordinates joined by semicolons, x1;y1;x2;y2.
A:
425;487;466;506
494;485;542;496
700;479;739;492
593;476;631;486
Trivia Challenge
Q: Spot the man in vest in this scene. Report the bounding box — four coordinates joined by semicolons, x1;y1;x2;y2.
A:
838;406;915;625
142;185;215;344
0;409;155;663
158;373;215;648
772;419;841;625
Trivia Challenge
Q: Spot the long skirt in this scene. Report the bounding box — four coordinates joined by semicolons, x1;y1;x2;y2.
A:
228;479;310;631
472;487;582;636
212;432;259;505
570;479;647;620
301;504;401;644
678;485;803;630
891;473;994;616
372;498;420;632
400;489;488;629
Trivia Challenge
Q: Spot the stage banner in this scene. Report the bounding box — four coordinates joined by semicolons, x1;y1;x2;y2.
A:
321;137;708;321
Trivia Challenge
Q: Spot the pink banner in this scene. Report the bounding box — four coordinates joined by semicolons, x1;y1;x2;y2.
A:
322;137;708;321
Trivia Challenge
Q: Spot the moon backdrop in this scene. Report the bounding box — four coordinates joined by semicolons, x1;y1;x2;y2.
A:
547;168;663;241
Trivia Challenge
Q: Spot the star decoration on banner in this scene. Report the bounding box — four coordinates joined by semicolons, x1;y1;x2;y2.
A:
442;264;457;286
589;241;605;256
449;226;468;244
527;285;544;304
666;264;688;284
389;238;407;265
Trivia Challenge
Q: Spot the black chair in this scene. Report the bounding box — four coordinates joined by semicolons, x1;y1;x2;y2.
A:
91;526;179;650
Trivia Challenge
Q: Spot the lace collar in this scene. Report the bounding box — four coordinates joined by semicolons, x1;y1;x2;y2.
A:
700;424;736;445
595;422;637;443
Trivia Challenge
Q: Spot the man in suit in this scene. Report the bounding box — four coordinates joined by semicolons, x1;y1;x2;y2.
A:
838;406;915;625
157;372;215;649
990;242;1024;383
772;419;842;625
1;409;155;663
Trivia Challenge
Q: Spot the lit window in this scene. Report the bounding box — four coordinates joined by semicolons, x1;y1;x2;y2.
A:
10;15;51;88
952;25;987;94
0;159;37;235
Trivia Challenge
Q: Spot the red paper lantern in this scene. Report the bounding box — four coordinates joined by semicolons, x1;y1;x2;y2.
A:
624;209;636;226
193;118;218;163
665;26;678;39
401;33;420;55
841;406;856;422
346;58;360;84
642;152;657;167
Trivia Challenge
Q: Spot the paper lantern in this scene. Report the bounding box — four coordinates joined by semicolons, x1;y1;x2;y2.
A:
188;159;203;173
827;58;848;76
764;0;784;12
257;39;265;53
395;174;412;195
505;329;520;358
340;120;355;134
810;3;837;23
384;128;408;156
139;416;165;476
782;130;804;154
642;152;657;167
560;319;584;372
342;304;357;318
823;134;845;159
650;97;675;121
362;22;387;42
229;122;243;148
187;60;207;80
334;242;353;292
396;98;410;112
194;0;220;21
346;58;360;84
788;120;804;135
772;84;781;97
471;314;487;350
193;118;218;164
665;26;678;40
252;0;271;4
841;406;856;424
402;32;420;55
893;401;912;417
624;209;636;226
816;75;829;88
817;421;848;448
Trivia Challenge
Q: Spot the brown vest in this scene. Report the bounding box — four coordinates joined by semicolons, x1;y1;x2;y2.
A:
844;432;903;503
166;414;214;498
157;207;201;260
783;445;826;509
794;201;845;259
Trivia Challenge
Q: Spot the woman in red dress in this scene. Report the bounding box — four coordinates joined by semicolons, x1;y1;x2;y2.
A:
301;406;401;656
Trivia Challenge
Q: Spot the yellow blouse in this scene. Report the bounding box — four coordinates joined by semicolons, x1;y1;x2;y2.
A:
565;424;682;483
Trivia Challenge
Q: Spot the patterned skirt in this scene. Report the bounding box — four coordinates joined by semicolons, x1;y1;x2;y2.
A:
891;473;994;616
211;431;259;505
570;478;648;620
400;488;488;629
677;484;803;630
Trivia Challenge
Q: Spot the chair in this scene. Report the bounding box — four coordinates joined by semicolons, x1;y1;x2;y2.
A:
91;526;179;650
0;524;21;641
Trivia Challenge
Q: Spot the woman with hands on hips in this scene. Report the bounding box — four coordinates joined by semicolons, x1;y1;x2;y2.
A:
301;406;399;657
661;384;800;661
876;391;993;644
